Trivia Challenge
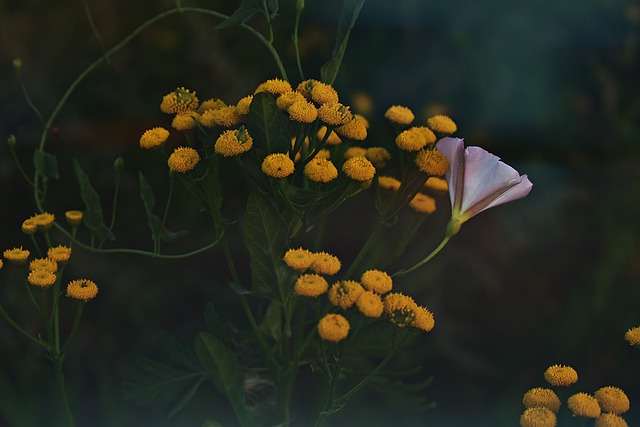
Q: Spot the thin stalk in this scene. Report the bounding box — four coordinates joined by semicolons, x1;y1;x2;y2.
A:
108;169;122;233
293;0;305;81
392;234;451;277
83;0;112;66
156;173;175;254
61;303;84;355
8;143;36;188
14;66;45;125
342;220;385;279
0;305;50;349
53;359;75;427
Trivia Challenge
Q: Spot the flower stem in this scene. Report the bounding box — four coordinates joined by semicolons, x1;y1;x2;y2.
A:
53;358;75;427
392;233;451;278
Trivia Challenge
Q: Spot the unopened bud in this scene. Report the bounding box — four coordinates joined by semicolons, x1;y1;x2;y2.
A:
113;157;124;174
7;134;16;147
13;58;22;70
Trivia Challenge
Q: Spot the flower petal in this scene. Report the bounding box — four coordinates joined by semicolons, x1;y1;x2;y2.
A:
480;174;533;212
435;137;465;210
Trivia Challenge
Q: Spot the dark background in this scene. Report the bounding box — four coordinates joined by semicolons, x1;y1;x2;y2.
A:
1;0;639;426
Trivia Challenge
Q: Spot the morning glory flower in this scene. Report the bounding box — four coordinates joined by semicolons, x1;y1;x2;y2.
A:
436;137;533;236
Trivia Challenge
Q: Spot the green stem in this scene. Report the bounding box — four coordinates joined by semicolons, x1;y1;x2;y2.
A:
108;173;121;233
342;220;385;279
8;143;36;188
53;358;75;427
61;303;84;355
156;173;175;254
293;0;305;81
14;66;45;125
83;0;111;66
392;234;451;278
0;304;50;350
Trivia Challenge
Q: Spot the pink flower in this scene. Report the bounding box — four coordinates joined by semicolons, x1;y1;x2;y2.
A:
436;137;533;235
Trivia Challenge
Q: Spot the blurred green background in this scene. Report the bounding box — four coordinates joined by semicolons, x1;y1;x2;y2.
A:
1;0;639;426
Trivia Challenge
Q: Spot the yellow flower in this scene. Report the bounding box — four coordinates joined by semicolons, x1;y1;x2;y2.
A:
310;83;339;105
304;158;338;184
415;148;450;176
594;386;630;414
255;78;293;96
140;127;169;149
396;127;428;152
197;98;227;113
214;127;253;157
294;274;329;297
160;87;199;114
360;269;393;294
342;156;376;182
31;212;55;231
427;114;457;134
409;193;437;214
595;413;629;427
423;177;448;193
0;259;3;270
311;252;341;275
171;112;199;131
262;153;295;178
21;219;37;235
47;246;71;263
317;313;350;342
283;248;315;271
317;126;342;145
356;291;384;318
383;292;418;327
384;105;414;126
318;103;352;126
365;147;391;168
314;149;331;159
3;247;30;264
201;106;242;128
413;306;435;332
66;279;99;301
522;388;561;413
335;114;367;141
235;95;254;115
29;258;58;273
415;126;437;145
328;280;364;309
567;392;601;418
624;326;640;345
543;364;578;387
288;100;318;123
343;146;367;159
351;91;374;115
65;210;84;226
168;147;200;173
519;407;557;427
295;79;320;99
276;91;306;111
377;176;402;191
27;270;57;289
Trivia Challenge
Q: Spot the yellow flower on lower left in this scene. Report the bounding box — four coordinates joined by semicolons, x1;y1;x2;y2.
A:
168;147;200;173
66;279;99;302
318;313;350;342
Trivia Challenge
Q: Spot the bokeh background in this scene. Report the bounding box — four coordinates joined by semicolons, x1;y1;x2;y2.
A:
1;0;639;426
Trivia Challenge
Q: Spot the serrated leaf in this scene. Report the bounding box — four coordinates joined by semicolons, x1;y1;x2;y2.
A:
195;332;253;427
243;191;292;300
320;0;366;85
215;0;263;29
33;149;59;179
73;159;115;241
248;92;291;154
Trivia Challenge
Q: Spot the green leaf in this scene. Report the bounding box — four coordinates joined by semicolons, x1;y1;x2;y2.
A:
204;302;230;346
195;332;253;427
33;149;59;179
259;301;281;341
243;191;293;300
248;92;291;154
139;173;162;244
266;0;279;18
73;159;114;241
215;0;263;29
320;0;366;85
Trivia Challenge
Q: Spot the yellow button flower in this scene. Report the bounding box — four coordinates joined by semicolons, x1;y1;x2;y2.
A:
160;87;199;114
567;392;601;418
413;306;435;332
47;245;71;263
365;147;391;168
288;100;318;123
31;212;55;231
294;274;329;297
377;176;401;192
360;269;393;294
423;177;448;193
28;270;57;289
384;105;414;126
201;106;242;128
328;280;363;309
522;387;561;413
383;292;418;327
317;313;350;343
624;326;640;345
415;148;450;176
65;210;84;226
594;413;629;427
543;364;578;387
295;79;320;99
283;248;315;271
3;247;30;265
594;386;629;414
311;252;341;275
140;127;169;149
304;158;338;184
343;146;367;159
277;91;306;111
396;127;428;152
171;112;199;131
197;98;226;113
335;114;367;141
21;218;37;235
66;279;99;302
254;78;293;96
427;114;457;134
317;126;342;145
318;103;352;126
342;156;376;182
356;291;384;318
168;147;200;173
29;258;58;273
261;153;295;178
235;95;253;115
310;82;339;105
214;127;253;157
519;407;557;427
409;193;437;214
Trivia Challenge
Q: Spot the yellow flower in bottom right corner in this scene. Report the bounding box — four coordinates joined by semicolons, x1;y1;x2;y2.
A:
595;413;629;427
624;326;640;345
567;392;601;418
519;406;557;427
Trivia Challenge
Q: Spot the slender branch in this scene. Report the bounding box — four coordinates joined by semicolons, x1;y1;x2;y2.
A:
83;0;112;66
293;0;305;81
392;233;451;278
0;305;50;350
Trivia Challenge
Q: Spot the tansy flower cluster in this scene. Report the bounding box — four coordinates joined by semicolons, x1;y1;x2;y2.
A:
519;364;632;427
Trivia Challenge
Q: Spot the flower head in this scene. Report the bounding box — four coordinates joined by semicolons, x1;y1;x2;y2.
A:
522;388;561;413
567;392;601;418
3;247;30;265
427;115;457;134
0;259;3;270
594;386;630;414
415;148;449;176
171;112;199;131
294;274;329;297
30;212;55;231
304;158;338;184
342;156;376;182
215;127;253;157
66;279;99;302
328;280;364;309
160;87;199;114
383;292;418;327
595;413;629;427
519;407;557;427
168;147;200;173
437;137;533;235
544;364;578;386
201;106;242;128
360;269;393;294
335;114;367;141
277;91;306;111
385;105;414;126
409;193;437;214
377;176;401;192
413;306;435;332
310;83;339;105
21;219;37;235
262;153;294;178
288;100;318;123
140;127;169;149
28;270;57;289
255;78;292;96
311;252;341;275
318;103;352;126
624;326;640;345
283;248;315;271
235;96;253;115
317;313;350;342
365;147;391;168
197;98;227;113
65;210;84;226
295;79;320;99
29;258;58;273
423;177;448;193
47;246;71;263
343;146;367;159
356;291;384;318
396;127;428;152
